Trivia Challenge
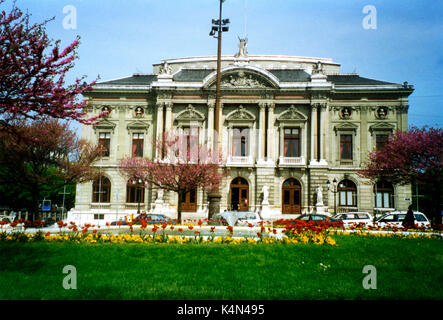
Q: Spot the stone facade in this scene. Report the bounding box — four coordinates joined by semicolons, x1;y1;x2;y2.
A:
69;49;414;223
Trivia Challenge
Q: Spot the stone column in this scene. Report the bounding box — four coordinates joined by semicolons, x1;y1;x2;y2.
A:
266;103;275;162
218;102;224;150
258;102;266;161
155;102;164;159
310;104;318;162
165;102;173;132
207;101;215;150
320;103;327;163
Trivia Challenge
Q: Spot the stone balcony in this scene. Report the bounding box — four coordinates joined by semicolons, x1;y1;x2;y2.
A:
278;156;306;167
226;155;254;167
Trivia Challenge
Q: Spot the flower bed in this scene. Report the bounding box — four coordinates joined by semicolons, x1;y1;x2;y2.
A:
0;220;338;246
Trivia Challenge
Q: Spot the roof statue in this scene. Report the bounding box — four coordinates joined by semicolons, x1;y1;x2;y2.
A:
312;60;324;75
159;61;172;75
235;36;248;58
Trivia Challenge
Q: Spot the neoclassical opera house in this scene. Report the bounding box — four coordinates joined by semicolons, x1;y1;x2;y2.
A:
69;42;414;223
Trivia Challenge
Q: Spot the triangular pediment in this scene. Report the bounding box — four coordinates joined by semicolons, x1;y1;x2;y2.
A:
93;119;116;133
277;105;308;121
175;104;205;121
226;105;255;121
126;120;150;131
369;122;395;131
333;122;359;135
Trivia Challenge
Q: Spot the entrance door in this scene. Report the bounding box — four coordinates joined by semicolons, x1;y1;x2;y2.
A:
181;189;197;212
282;178;301;214
230;177;249;211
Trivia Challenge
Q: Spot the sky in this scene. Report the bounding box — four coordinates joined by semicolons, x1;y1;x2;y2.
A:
5;0;443;131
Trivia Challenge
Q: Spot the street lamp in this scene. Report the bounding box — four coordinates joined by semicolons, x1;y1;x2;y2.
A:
209;0;230;151
207;0;229;220
327;178;338;216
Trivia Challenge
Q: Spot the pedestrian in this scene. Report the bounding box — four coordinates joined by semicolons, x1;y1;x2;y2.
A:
402;205;415;229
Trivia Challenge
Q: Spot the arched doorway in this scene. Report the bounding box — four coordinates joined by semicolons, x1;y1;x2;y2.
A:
230;177;249;211
282;178;301;214
181;189;197;212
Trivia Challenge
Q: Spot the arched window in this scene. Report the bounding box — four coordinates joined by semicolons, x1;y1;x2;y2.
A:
374;181;394;208
126;179;145;203
337;179;357;207
92;177;111;203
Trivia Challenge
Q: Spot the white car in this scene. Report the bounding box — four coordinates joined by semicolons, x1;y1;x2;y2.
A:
374;211;431;229
0;215;13;223
212;211;263;227
332;212;373;227
235;211;263;227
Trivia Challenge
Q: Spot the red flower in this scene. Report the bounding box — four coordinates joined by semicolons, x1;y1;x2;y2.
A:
178;228;183;232
188;225;194;230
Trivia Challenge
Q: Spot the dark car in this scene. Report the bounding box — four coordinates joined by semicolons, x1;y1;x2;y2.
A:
135;213;179;225
295;214;339;222
110;214;178;226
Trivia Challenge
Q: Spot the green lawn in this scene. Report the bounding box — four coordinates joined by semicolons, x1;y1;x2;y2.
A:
0;235;442;299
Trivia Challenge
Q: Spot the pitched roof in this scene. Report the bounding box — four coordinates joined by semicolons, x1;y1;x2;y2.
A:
268;69;311;82
97;74;157;85
327;74;397;85
173;69;215;82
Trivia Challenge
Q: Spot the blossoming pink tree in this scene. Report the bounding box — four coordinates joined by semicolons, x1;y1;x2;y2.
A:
359;127;443;225
118;131;225;222
0;1;101;131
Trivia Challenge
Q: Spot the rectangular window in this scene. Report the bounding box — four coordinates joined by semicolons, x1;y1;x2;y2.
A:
93;214;104;220
98;132;111;157
132;133;144;158
182;127;199;161
232;127;249;157
376;134;388;150
340;134;353;160
284;128;301;157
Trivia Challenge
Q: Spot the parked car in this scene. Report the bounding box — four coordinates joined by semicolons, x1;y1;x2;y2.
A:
374;211;431;229
235;211;263;227
0;215;12;223
41;217;56;227
295;214;340;222
210;211;262;227
134;214;178;225
110;214;178;226
332;212;373;227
